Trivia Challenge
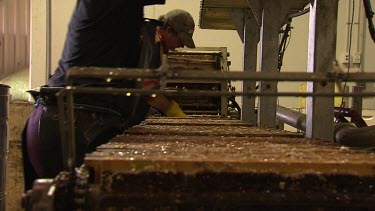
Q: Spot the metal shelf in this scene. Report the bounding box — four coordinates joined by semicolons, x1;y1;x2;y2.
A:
199;0;310;30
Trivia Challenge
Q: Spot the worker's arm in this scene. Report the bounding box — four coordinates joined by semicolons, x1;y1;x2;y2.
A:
143;79;188;118
145;95;188;118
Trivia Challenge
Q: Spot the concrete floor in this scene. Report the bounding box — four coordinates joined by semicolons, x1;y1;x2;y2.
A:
7;101;33;211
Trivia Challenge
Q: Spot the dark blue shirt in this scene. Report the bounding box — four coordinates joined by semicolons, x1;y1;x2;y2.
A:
48;0;164;87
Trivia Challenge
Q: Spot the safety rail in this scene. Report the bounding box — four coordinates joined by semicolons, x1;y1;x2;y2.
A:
57;66;375;172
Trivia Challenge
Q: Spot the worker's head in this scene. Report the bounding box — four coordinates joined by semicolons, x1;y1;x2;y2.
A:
158;9;195;51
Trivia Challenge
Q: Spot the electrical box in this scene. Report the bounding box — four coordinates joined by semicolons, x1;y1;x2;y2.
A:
353;53;361;64
342;52;361;65
342;53;353;65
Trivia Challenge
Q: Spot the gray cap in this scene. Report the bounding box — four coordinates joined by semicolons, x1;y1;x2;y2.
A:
164;9;195;48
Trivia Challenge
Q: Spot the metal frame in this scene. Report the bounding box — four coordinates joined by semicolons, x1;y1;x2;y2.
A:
56;67;375;172
65;67;375;83
167;47;229;116
200;0;312;130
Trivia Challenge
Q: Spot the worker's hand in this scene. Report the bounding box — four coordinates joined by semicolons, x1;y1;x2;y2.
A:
164;100;188;118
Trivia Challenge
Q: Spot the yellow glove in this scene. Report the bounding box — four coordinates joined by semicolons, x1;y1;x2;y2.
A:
164;100;188;118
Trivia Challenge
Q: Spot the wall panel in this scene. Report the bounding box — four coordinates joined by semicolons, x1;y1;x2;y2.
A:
0;0;29;80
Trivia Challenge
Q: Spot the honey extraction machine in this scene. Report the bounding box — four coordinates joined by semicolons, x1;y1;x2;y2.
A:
22;0;375;210
22;66;375;210
166;47;237;117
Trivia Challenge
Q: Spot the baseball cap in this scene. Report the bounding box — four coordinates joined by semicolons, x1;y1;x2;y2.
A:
143;0;165;6
164;9;195;48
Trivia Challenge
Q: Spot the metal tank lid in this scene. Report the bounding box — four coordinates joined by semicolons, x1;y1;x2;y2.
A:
0;84;10;95
0;84;10;88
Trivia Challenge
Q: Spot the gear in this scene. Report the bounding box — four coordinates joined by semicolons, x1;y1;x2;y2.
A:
73;165;90;210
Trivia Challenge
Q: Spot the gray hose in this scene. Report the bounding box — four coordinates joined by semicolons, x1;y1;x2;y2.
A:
276;105;375;148
334;123;375;148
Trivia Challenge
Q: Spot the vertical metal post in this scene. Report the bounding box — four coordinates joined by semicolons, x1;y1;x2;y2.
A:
220;47;229;117
66;90;76;171
242;10;259;125
306;0;338;141
0;84;9;211
57;91;68;170
258;0;280;128
352;86;364;116
57;88;76;172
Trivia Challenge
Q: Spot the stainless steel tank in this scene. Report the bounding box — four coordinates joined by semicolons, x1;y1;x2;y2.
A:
0;84;10;211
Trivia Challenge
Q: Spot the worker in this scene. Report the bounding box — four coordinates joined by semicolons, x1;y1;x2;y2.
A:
21;1;195;191
139;9;195;117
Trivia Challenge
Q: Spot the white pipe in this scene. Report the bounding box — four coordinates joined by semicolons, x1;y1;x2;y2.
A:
360;0;367;75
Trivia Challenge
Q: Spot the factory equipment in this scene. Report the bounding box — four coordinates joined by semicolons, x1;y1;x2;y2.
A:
21;0;375;210
22;66;375;210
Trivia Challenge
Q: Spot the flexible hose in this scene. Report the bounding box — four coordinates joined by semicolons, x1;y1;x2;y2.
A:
276;106;375;148
363;0;375;43
228;96;241;119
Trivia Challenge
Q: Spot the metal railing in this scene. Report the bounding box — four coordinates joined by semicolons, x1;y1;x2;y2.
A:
56;66;375;172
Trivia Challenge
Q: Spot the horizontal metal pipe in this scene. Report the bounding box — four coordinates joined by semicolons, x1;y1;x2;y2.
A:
276;106;306;131
65;67;375;85
62;86;375;97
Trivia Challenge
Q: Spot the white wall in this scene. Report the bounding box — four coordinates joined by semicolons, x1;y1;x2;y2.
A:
30;0;47;88
30;0;75;88
31;0;375;111
51;0;75;75
0;0;30;80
